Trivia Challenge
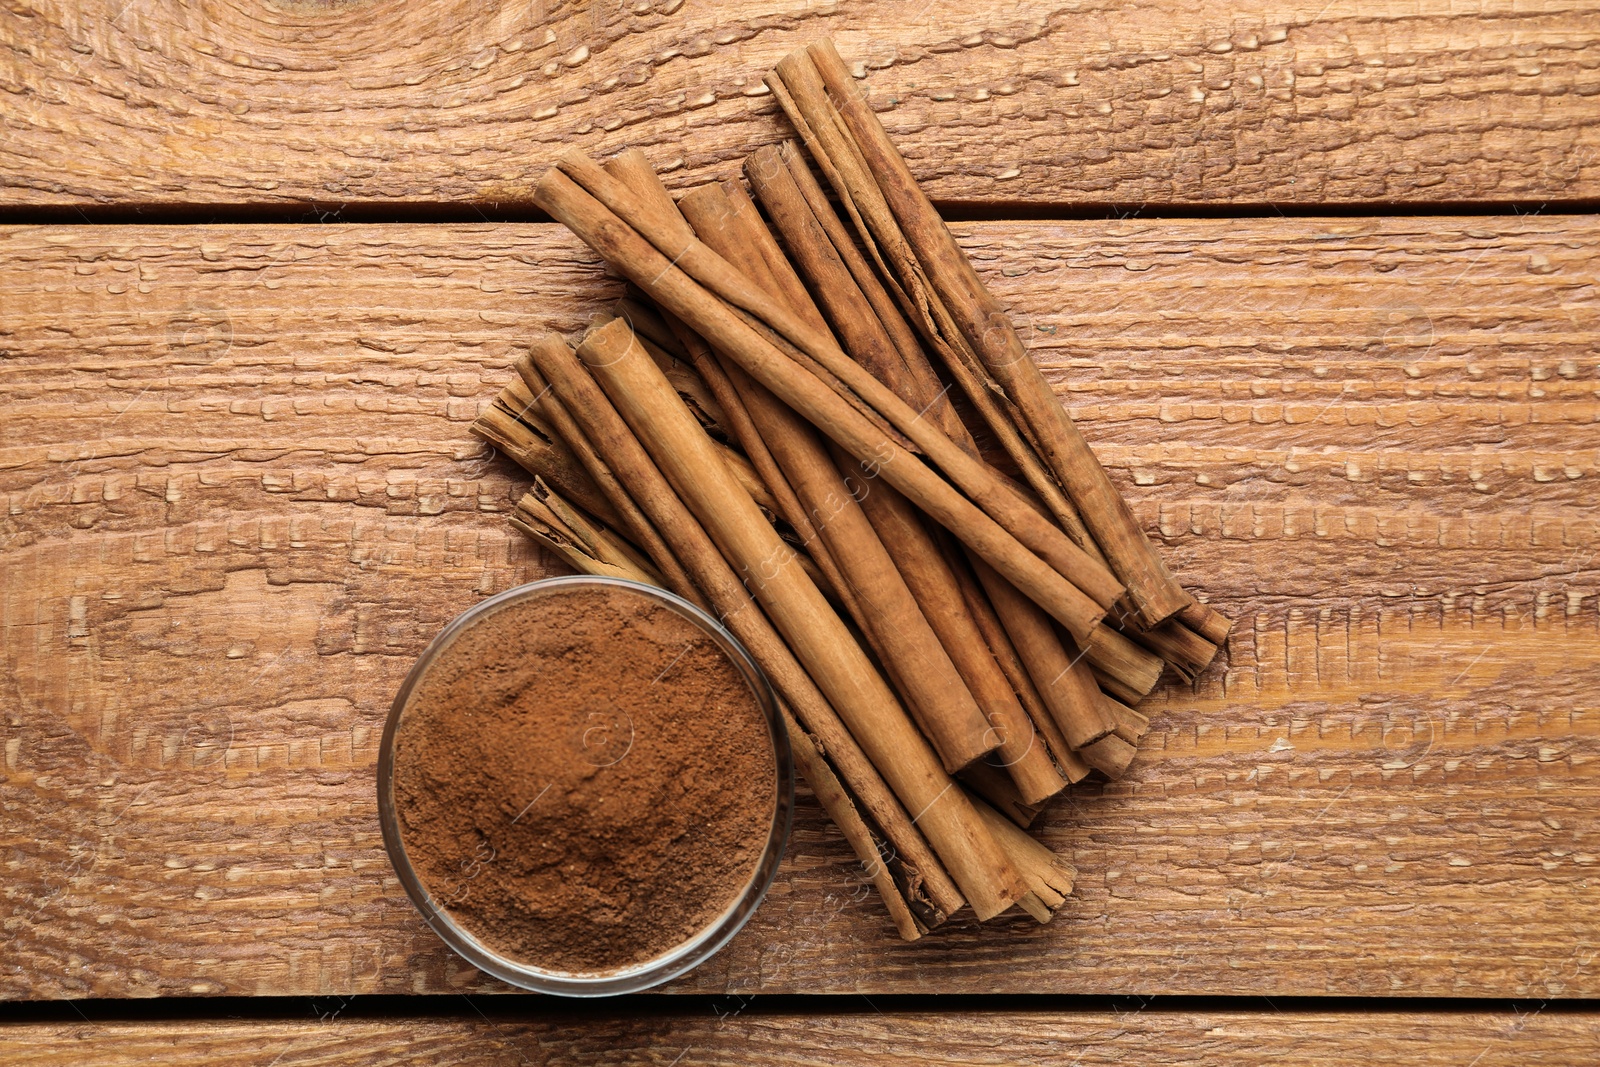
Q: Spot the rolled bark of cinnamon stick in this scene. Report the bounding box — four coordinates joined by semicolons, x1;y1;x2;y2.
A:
783;704;942;940
960;758;1044;829
540;155;1122;618
532;164;1112;644
674;179;998;773
754;138;1097;560
1094;668;1144;709
515;347;704;608
599;305;731;439
1121;615;1221;682
973;555;1130;778
1083;623;1167;702
1078;732;1138;780
746;146;1121;642
745;145;951;438
754;476;1004;777
968;791;1076;923
669;314;854;610
1178;600;1235;647
742;146;1090;804
772;41;1190;630
509;483;660;587
696;176;1072;796
947;532;1093;786
760;77;1101;558
472;384;623;530
854;483;1067;804
525;327;965;924
712;178;833;335
614;295;686;358
576;316;1028;921
717;448;782;524
734;156;1068;802
1104;695;1152;747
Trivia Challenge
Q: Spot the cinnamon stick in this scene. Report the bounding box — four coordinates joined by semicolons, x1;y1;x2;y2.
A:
960;759;1044;829
1120;615;1220;682
784;706;942;940
471;383;622;529
1083;624;1167;703
1078;733;1138;780
509;483;660;587
718;448;783;523
678;174;1065;798
973;555;1139;779
532;163;1113;643
1104;695;1152;747
769;140;974;444
576;317;1028;920
969;792;1076;923
748;150;1132;665
515;347;704;608
614;295;686;358
760;66;1091;547
671;178;998;772
1179;600;1235;647
944;530;1092;785
544;153;1121;616
754;140;1099;557
524;328;965;925
1094;669;1144;709
665;312;851;607
713;177;834;338
743;148;1085;804
856;484;1068;804
745;144;951;439
773;41;1191;629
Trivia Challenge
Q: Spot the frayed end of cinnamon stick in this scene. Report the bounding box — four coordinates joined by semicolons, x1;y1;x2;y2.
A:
1103;695;1152;748
1079;733;1138;780
970;791;1076;924
1178;599;1234;648
1085;624;1166;700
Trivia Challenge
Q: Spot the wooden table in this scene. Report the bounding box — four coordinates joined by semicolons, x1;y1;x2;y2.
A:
2;1;1597;1062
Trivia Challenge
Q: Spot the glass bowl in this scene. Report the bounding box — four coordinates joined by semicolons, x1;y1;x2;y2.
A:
376;574;794;996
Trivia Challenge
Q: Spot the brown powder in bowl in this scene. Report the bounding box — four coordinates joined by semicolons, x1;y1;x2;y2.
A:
389;581;778;975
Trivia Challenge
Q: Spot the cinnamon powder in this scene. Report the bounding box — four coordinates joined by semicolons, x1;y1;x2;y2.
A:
390;582;777;975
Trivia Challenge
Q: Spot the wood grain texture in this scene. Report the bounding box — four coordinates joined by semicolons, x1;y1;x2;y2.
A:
1;217;1596;1000
3;0;1599;209
2;1009;1599;1065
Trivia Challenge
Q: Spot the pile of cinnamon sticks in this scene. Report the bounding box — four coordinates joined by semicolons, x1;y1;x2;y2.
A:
470;40;1230;940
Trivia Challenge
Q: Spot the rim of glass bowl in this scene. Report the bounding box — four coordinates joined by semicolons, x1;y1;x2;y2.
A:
376;575;794;997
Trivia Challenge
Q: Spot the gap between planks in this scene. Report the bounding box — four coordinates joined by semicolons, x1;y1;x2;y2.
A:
0;201;1597;228
0;998;1597;1067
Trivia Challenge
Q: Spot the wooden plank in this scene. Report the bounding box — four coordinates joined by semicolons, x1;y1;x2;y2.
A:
2;1;1598;209
1;1009;1597;1065
0;217;1596;999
